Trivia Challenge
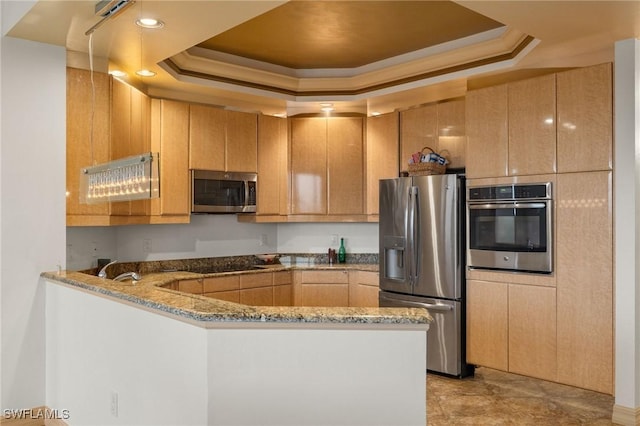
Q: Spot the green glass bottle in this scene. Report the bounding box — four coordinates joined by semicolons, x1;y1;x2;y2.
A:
338;238;346;263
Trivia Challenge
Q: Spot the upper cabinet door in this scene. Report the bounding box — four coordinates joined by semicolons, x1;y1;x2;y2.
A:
226;110;258;173
257;114;287;215
66;67;111;220
290;118;328;214
556;63;612;173
437;99;466;170
189;104;225;171
400;104;437;173
366;112;399;216
152;99;190;217
508;74;557;176
465;84;508;178
327;117;364;215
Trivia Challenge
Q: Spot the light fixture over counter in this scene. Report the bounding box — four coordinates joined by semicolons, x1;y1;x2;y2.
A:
80;152;159;204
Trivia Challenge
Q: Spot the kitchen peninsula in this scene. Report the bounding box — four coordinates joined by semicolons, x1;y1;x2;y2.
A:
42;260;430;426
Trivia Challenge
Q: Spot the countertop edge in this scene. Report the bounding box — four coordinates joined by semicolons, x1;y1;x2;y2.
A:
41;268;432;328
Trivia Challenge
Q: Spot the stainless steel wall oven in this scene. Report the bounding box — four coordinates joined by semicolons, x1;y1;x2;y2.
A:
467;182;552;274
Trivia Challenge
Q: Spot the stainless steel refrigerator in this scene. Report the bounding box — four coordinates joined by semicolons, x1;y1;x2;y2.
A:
379;173;473;378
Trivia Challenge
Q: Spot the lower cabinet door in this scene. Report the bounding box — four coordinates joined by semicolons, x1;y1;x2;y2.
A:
466;280;508;371
508;284;557;382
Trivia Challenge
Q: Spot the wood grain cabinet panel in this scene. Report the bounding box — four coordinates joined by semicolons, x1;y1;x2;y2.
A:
294;270;350;307
203;276;240;293
365;112;399;216
557;63;612;173
556;171;613;394
240;287;273;306
508;74;557;176
189;104;225;171
437;99;466;169
150;99;190;220
189;106;257;173
327;117;364;214
226;110;257;173
111;78;150;217
66;67;111;222
465;84;508;178
349;271;379;307
273;271;293;306
178;279;203;295
508;284;557;382
290;117;365;216
290;118;328;214
257;115;288;215
466;280;508;371
400;105;437;173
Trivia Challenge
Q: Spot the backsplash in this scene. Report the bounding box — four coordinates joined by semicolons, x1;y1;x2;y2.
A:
82;253;379;278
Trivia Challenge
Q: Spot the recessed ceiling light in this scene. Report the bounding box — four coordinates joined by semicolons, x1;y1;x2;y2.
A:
136;69;156;77
320;102;334;112
109;70;127;78
135;18;164;29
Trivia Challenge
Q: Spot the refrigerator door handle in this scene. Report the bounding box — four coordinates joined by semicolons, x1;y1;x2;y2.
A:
407;186;416;286
413;187;420;282
379;294;454;312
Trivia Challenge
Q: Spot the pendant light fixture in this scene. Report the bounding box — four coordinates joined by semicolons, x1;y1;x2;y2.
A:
79;0;162;205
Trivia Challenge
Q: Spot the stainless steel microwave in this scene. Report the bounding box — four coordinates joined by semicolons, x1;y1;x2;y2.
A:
191;170;257;213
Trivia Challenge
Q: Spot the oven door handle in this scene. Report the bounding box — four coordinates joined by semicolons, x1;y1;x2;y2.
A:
468;202;548;209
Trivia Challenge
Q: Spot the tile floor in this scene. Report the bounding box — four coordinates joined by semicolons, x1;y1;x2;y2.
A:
427;367;615;425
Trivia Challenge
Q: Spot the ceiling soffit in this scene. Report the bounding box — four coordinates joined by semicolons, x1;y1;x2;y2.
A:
162;27;537;101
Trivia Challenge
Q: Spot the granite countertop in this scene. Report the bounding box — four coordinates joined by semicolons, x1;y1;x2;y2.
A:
42;261;431;328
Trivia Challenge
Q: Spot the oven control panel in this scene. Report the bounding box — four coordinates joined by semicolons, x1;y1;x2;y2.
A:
468;182;551;201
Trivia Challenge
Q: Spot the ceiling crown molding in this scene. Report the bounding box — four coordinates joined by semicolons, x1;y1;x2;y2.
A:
161;27;537;101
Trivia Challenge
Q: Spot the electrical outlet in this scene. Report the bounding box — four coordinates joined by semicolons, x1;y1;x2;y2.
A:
143;239;152;253
331;234;339;245
110;391;118;417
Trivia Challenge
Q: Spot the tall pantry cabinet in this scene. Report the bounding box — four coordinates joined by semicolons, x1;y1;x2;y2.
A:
464;63;613;394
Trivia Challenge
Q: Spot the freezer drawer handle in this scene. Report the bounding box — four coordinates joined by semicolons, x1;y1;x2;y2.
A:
382;297;454;312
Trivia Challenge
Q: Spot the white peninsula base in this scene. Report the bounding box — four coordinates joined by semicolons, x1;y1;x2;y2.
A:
45;281;427;426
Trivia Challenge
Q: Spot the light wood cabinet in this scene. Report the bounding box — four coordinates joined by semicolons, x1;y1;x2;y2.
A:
556;63;612;173
365;112;399;216
467;280;557;382
110;78;151;217
290;117;364;216
257;115;288;216
508;74;557;176
466;280;508;371
436;99;466;169
150;99;191;221
189;105;257;173
348;271;379;307
66;67;111;225
556;171;613;394
290;118;327;214
400;105;437;174
465;84;509;178
508;284;557;382
294;270;350;307
189;104;225;171
273;271;293;306
226;110;258;172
